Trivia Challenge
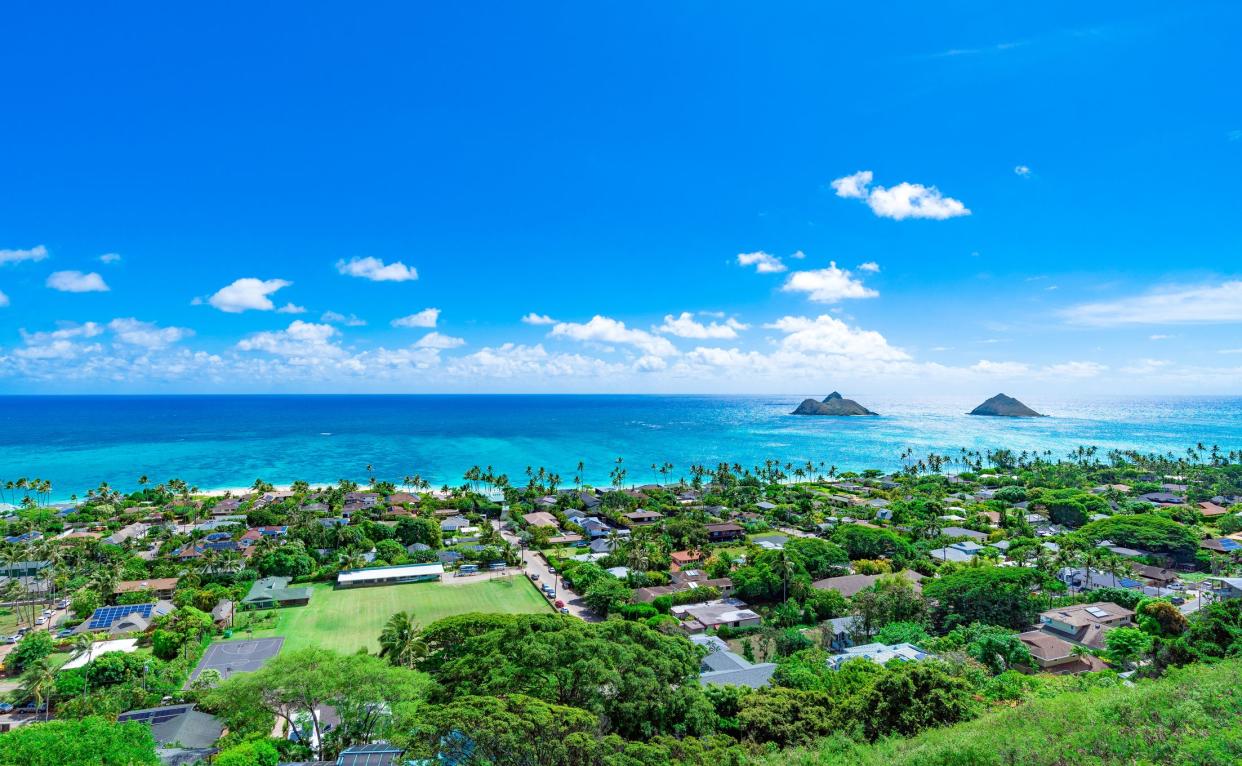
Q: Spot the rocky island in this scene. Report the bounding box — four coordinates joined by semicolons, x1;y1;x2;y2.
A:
969;393;1045;418
791;391;878;416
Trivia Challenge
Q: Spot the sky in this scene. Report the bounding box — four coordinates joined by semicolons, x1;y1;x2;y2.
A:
1;2;1240;396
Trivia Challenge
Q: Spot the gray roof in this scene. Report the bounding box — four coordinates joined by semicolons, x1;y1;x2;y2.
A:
690;635;776;688
120;704;224;749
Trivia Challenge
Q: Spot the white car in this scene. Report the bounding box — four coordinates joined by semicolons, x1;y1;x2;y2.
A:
34;617;46;625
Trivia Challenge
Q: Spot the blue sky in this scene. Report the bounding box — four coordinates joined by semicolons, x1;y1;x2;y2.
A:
1;2;1240;395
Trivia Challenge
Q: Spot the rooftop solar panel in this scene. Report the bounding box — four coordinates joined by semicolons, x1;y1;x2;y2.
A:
88;603;155;630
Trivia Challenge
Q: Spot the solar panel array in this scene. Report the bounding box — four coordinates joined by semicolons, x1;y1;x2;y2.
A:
337;742;402;766
88;603;155;630
118;704;193;726
1219;539;1242;551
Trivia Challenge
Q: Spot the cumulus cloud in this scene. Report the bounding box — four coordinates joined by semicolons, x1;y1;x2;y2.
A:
0;245;49;265
858;261;880;273
1121;359;1170;375
414;331;465;349
447;343;621;379
107;318;194;350
14;322;105;360
550;315;678;356
208;277;291;313
970;359;1030;376
1043;361;1106;378
521;313;557;325
391;308;440;328
47;270;109;293
0;290;8;308
1061;281;1242;326
335;256;418;282
765;315;909;360
98;253;122;264
655;312;747;339
831;170;970;220
321;311;366;326
236;320;345;359
737;251;787;274
1014;165;1032;177
277;303;307;314
781;262;878;303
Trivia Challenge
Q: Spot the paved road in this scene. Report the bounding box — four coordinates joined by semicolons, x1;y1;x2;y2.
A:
497;524;597;621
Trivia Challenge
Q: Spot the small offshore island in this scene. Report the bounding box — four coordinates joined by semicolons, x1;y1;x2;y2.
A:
791;391;878;416
0;443;1239;765
969;393;1046;418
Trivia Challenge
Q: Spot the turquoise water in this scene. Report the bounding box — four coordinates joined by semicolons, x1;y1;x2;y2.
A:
0;395;1239;500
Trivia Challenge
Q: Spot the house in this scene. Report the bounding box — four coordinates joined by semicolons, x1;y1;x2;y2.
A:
812;570;923;598
337;743;404;766
114;577;180;601
243;576;313;608
344;492;381;507
929;542;980;563
1131;563;1179;587
3;531;41;545
755;501;777;511
337;563;444;588
388;492;419;505
211;599;234;627
440;516;473;533
522;511;559;529
827;642;930;669
690;634;776;688
1017;630;1109;674
546;534;585;546
633;575;733;602
1200;538;1242;554
1039;602;1133;648
1206;577;1242;600
705;522;745;542
623;509;663;526
1199;501;1229;518
823;616;859;651
211;499;242;516
875;508;894;521
1140;492;1184;505
577;518;613;538
671;599;762;633
670;550;704;569
940;526;990;541
105;523;149;546
979;511;1002;526
78;601;175;635
118;704;224;766
0;560;49;578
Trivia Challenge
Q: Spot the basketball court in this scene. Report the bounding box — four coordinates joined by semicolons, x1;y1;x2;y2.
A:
187;637;284;684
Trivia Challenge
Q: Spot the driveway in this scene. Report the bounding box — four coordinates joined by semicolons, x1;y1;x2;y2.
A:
498;524;598;622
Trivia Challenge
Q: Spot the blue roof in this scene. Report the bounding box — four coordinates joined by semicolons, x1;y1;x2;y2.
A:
1218;539;1242;551
88;603;155;630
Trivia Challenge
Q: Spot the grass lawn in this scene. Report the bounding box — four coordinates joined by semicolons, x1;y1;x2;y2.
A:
233;575;551;654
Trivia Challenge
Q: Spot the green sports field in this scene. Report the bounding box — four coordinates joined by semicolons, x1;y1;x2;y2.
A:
232;575;550;654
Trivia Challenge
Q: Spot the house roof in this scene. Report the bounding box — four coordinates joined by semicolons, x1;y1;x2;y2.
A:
118;704;224;749
243;576;312;604
114;577;179;594
522;511;559;528
811;570;923;598
690;634;776;688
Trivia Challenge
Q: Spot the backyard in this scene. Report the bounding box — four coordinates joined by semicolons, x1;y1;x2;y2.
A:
233;575;550;653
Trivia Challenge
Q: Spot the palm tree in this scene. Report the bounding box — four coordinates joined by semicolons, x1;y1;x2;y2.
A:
17;660;55;720
378;611;426;668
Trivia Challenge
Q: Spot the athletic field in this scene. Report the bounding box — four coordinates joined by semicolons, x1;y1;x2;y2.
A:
233;575;550;653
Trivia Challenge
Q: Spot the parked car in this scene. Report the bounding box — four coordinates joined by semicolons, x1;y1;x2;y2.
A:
547;566;555;573
35;617;46;625
528;572;540;581
56;629;74;638
559;607;570;614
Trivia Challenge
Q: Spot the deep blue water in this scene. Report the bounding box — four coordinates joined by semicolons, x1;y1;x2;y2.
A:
0;395;1240;500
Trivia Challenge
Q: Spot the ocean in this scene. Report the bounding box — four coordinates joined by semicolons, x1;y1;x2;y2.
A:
1;394;1240;501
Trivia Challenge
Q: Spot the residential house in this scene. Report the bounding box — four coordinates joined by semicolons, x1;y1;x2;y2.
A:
941;526;990;541
689;634;776;688
622;509;663;526
1132;563;1179;588
118;704;224;766
704;522;745;542
1017;630;1109;674
114;577;180;601
1200;538;1242;554
1039;602;1133;649
243;576;312;608
827;642;930;669
522;511;559;529
1199;501;1229;518
929;541;983;563
671;599;762;633
440;516;473;533
1206;577;1242;600
812;570;923;598
337;743;404;766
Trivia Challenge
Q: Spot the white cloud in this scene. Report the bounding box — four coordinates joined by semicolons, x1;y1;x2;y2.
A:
277;303;307;314
1014;165;1032;177
0;290;8;308
335;256;418;282
521;313;557;325
550;315;678;356
321;311;366;326
831;170;970;220
655;312;747;339
0;245;49;265
208;277;291;313
857;261;880;273
108;318;194;350
391;308;440;328
1121;358;1170;374
781;261;878;303
236;321;345;359
1149;334;1172;341
737;251;787;274
1043;361;1106;378
98;253;122;264
414;331;465;349
447;343;621;379
633;355;667;372
765;315;909;361
970;360;1030;376
1062;281;1242;326
14;322;105;360
46;270;109;293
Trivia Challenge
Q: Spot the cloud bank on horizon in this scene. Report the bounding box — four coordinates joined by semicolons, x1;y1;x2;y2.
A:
0;3;1239;395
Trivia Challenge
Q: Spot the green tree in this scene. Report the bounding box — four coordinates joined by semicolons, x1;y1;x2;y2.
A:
849;576;928;639
1106;626;1154;668
0;716;159;766
923;567;1042;631
8;631;54;674
212;740;280;766
873;621;931;646
582;577;633;616
378;611;427;668
404;694;598;766
853;661;978;740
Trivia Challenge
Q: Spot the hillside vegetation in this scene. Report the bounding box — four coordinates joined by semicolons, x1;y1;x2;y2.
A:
751;659;1242;766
